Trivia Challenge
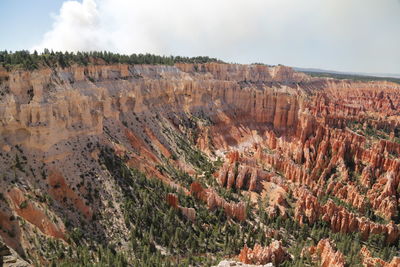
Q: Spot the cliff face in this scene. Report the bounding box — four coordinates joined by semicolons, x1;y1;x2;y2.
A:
0;63;306;152
0;62;399;265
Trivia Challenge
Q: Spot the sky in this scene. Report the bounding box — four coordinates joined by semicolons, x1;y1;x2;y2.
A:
0;0;399;74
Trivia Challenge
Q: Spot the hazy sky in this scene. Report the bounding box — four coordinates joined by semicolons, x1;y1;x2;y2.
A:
1;0;399;74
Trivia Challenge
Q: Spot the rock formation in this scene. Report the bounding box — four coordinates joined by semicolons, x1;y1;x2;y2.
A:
0;61;399;264
307;239;345;267
166;193;196;222
7;188;66;240
190;182;247;221
217;161;270;192
0;237;30;267
237;242;289;265
360;246;400;267
214;260;273;267
294;187;400;244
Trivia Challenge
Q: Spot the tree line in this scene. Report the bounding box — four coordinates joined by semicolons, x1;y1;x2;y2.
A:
0;50;223;71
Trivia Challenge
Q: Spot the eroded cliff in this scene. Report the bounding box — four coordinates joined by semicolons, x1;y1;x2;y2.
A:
0;62;399;265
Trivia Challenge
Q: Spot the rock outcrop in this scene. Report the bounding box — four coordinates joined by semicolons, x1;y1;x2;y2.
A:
190;182;247;221
0;237;30;267
214;260;273;267
166;193;196;222
294;188;400;244
238;242;289;265
7;188;65;240
307;239;345;267
360;246;400;267
217;162;269;192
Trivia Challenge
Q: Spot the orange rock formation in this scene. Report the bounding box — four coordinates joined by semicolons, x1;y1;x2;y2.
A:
360;246;400;267
308;239;345;267
0;62;399;263
294;188;400;244
166;193;196;222
190;182;246;221
238;241;289;265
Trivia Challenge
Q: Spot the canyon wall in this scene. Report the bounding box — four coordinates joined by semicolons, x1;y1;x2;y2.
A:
0;62;399;265
0;63;307;152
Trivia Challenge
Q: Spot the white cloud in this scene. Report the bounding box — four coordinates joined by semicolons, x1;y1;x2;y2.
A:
33;0;400;74
33;0;104;51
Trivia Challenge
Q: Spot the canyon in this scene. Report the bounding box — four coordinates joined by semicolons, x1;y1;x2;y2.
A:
0;61;399;266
